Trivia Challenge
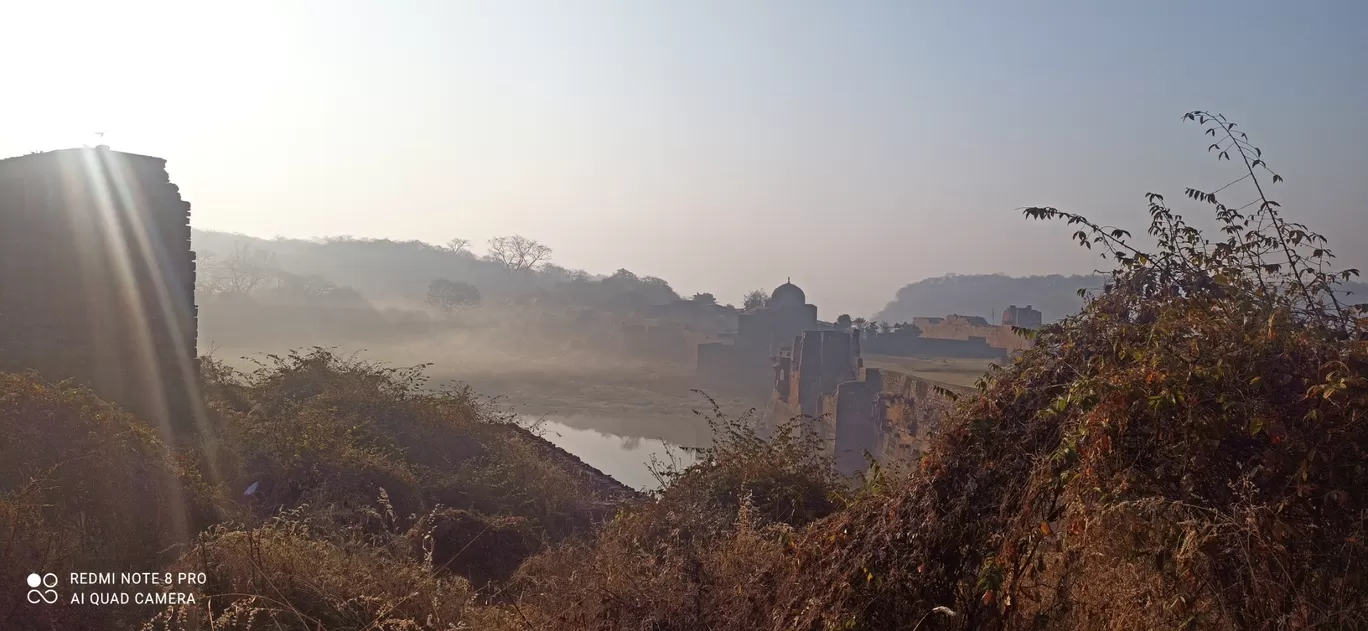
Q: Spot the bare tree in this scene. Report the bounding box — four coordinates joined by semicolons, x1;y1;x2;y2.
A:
200;243;278;295
485;235;552;272
443;238;471;255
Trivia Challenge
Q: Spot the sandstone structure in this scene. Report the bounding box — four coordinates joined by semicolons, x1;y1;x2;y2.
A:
0;147;198;437
862;325;1005;359
911;304;1041;354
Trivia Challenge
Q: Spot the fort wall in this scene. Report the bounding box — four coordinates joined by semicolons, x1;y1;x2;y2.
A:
0;148;198;437
768;328;967;474
912;314;1033;353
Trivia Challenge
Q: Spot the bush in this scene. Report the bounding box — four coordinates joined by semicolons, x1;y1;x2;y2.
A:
501;112;1368;631
508;398;850;629
0;372;226;630
145;513;512;630
765;112;1368;630
200;348;634;587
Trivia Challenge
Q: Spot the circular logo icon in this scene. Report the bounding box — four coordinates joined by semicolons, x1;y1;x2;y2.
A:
25;573;59;604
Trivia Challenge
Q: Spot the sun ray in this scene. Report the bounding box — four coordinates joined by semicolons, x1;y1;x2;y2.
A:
75;148;192;545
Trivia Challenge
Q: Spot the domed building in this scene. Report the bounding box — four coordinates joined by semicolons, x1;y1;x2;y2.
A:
738;279;818;357
696;278;822;393
767;279;806;310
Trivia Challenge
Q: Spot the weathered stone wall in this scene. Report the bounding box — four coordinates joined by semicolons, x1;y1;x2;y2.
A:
864;330;1007;359
0;148;197;437
787;330;860;418
867;369;964;461
767;332;967;474
914;314;1033;353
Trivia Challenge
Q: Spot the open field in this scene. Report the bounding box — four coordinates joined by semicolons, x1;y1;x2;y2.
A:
862;354;1000;388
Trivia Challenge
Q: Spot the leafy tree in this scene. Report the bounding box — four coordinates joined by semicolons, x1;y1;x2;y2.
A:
485;235;552;272
538;262;574;283
692;292;717;304
743;289;769;310
606;269;637;282
426;279;481;311
834;314;853;329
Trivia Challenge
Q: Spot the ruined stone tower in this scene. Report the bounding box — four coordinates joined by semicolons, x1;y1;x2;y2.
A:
0;147;197;437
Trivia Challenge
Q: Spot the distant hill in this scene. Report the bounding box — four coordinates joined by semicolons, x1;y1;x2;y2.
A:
873;274;1106;324
873;273;1368;325
191;229;680;311
193;229;574;306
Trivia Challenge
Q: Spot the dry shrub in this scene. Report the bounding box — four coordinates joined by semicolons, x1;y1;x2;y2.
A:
145;514;515;630
509;400;848;629
503;113;1368;631
405;508;540;586
0;372;226;630
764;113;1368;630
201;347;632;586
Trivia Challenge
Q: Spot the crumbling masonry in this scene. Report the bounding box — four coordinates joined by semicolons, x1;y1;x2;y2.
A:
0;147;198;436
770;328;969;474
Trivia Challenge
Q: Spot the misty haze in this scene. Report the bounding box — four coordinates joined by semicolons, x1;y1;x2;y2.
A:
2;2;1367;630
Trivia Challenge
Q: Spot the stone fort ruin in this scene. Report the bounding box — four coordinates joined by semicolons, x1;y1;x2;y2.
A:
688;280;1032;474
0;147;198;436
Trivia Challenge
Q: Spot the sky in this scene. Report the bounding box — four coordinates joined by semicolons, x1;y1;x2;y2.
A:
2;1;1365;317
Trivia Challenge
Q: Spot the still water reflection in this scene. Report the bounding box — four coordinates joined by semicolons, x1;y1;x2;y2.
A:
536;419;698;491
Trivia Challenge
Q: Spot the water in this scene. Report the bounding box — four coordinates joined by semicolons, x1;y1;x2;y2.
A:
535;418;698;491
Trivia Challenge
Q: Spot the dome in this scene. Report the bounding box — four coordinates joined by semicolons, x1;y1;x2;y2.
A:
769;279;805;309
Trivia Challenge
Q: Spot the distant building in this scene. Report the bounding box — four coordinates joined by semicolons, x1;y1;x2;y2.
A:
0;147;198;437
696;279;822;392
1002;304;1043;329
737;280;819;357
906;309;1037;355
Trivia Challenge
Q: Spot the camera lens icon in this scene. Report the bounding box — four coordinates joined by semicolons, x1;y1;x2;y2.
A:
26;573;58;604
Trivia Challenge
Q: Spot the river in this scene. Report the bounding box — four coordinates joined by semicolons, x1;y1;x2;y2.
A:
534;418;700;491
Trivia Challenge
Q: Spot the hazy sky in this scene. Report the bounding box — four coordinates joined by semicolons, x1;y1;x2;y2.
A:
3;1;1365;316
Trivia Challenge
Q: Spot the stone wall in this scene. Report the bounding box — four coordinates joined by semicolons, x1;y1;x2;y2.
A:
0;147;197;438
914;314;1033;353
863;329;1007;359
767;328;967;474
787;330;861;418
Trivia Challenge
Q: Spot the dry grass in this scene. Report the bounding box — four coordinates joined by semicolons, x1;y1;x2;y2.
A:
0;371;230;630
144;513;515;631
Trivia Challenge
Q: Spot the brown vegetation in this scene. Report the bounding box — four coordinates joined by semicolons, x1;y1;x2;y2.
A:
3;113;1366;630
